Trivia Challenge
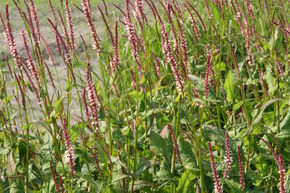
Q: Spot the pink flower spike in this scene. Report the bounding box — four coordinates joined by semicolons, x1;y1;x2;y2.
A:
208;142;223;193
237;146;245;191
62;118;75;175
223;131;232;179
65;0;75;51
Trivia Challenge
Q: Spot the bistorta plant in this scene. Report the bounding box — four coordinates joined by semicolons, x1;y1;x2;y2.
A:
0;0;288;192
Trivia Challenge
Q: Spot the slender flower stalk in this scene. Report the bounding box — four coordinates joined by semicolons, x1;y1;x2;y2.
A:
257;66;268;95
164;3;179;52
184;4;200;40
88;147;102;176
15;73;26;111
58;175;65;193
40;34;56;66
204;0;212;21
110;21;120;74
223;131;232;179
98;6;114;46
22;0;38;43
0;5;21;68
130;70;137;90
22;65;41;105
29;0;40;39
0;110;8;130
176;17;188;77
161;23;184;95
21;30;41;89
48;0;57;22
62;118;75;175
135;0;147;24
167;124;182;165
151;51;161;78
208;142;223;193
125;0;142;72
43;61;56;89
259;134;286;193
237;146;245;191
65;0;75;51
204;45;211;98
118;152;127;193
82;89;90;122
276;58;285;80
86;64;99;130
185;0;206;32
49;161;59;192
246;0;255;20
172;0;183;20
82;0;101;54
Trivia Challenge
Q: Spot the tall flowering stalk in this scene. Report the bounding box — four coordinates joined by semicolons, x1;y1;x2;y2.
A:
161;22;184;95
86;64;99;130
29;0;40;39
163;3;179;53
62;118;75;175
118;152;127;193
135;0;147;24
110;21;120;74
151;51;161;78
185;0;206;32
176;17;188;77
204;45;211;98
167;125;182;165
0;5;21;68
259;131;286;193
246;0;255;20
184;4;200;40
49;161;59;192
65;0;75;51
204;0;213;21
257;66;268;95
237;146;245;191
82;88;90;123
82;0;101;54
172;0;183;20
276;58;285;80
21;30;41;89
0;110;8;130
130;70;137;90
223;131;232;179
208;142;223;193
125;0;142;72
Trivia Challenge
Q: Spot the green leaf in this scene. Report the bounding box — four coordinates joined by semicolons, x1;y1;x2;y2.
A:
150;132;172;165
178;138;197;170
280;110;290;131
135;159;151;177
177;170;196;193
224;70;238;102
252;98;281;125
156;161;172;182
225;179;243;193
128;180;152;192
264;67;276;95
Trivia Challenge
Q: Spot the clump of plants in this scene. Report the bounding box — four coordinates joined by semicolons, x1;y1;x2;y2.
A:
0;0;289;192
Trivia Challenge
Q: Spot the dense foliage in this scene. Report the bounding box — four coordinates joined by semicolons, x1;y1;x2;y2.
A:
0;0;289;192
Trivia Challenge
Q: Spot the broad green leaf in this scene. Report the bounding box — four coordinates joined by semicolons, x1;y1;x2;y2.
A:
177;170;196;193
178;138;197;170
264;67;277;95
225;179;243;193
150;131;172;165
224;70;238;102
